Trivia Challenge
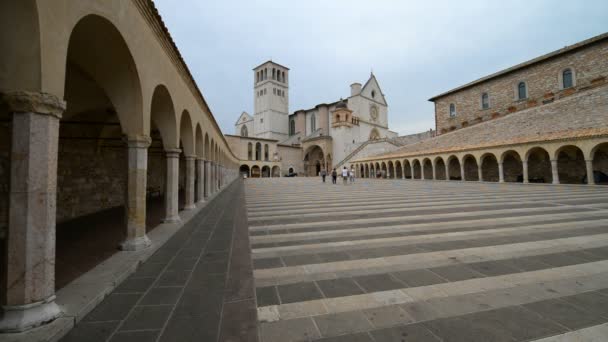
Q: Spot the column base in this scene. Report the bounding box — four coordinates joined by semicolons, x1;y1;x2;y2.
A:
162;216;181;224
0;296;61;333
184;204;196;210
119;235;151;251
196;200;206;205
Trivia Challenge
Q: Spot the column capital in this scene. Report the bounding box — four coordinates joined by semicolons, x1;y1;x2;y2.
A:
124;134;151;148
1;91;65;118
184;154;197;160
164;148;182;158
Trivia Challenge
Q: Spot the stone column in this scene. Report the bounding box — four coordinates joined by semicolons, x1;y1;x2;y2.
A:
402;165;405;179
432;164;437;180
204;160;210;198
477;165;483;182
410;164;415;180
1;91;63;332
522;161;529;184
550;160;560;184
196;158;205;204
498;162;505;183
460;163;466;181
586;160;595;185
209;161;215;194
121;135;152;251
183;155;196;210
421;166;425;180
162;149;181;223
445;163;450;181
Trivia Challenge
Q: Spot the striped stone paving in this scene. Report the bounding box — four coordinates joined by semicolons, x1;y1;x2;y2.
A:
246;178;608;342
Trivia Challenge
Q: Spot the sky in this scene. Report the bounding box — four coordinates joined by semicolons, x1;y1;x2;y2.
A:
154;0;608;136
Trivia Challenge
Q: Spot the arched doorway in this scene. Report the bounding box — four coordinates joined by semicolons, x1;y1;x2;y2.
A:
387;161;395;179
556;145;586;184
463;155;479;181
591;143;608;184
239;164;250;177
435;158;446;180
423;159;433;180
395;161;403;179
381;162;388;178
502;150;523;182
272;166;280;177
251;165;261;178
403;160;412;179
288;167;294;175
481;154;499;182
413;160;421;179
447;156;461;180
261;165;270;178
527;147;552;183
304;145;324;177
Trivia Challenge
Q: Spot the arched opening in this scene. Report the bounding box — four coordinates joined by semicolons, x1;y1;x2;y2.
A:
447;156;461;180
247;142;252;160
55;14;144;290
556;145;586;184
272;166;280;177
264;144;269;161
195;125;204;202
304;145;324;176
387;161;395;179
251;165;261;178
365;164;370;178
375;162;381;178
369;128;380;141
241;125;248;137
413;160;422;179
255;142;262;161
239;164;250;177
463;155;479;181
179;110;195;210
501;150;523;182
435;158;446;180
423;159;433;180
527;147;552;183
591;143;608;185
288;167;294;174
261;165;270;178
360;164;365;178
395;161;403;179
403;160;412;179
381;162;388;178
481;154;499;182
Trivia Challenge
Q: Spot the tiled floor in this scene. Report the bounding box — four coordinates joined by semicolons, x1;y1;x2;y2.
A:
247;178;608;342
60;180;258;342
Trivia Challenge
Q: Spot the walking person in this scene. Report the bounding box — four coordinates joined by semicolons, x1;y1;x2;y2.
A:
331;168;337;184
342;166;349;185
321;168;327;183
350;167;356;183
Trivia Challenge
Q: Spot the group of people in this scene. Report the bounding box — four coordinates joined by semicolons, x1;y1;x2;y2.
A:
320;166;356;184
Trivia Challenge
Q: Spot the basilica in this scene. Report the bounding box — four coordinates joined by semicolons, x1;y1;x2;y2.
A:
228;61;400;177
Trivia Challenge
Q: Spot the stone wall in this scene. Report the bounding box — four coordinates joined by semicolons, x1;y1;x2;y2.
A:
434;38;608;135
0;119;9;235
56;139;127;223
389;130;435;146
278;145;304;175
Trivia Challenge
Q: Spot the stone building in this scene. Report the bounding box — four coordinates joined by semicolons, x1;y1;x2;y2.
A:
233;61;400;176
352;32;608;185
0;0;239;334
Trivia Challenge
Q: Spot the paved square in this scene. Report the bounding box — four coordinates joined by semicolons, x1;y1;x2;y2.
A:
247;178;608;341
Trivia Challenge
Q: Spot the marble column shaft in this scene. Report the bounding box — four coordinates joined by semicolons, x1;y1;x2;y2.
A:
121;135;152;251
498;162;505;183
184;155;196;210
523;161;529;184
162;149;181;223
551;160;560;184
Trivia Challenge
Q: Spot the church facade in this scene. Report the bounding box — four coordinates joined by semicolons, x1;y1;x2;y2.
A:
232;61;397;176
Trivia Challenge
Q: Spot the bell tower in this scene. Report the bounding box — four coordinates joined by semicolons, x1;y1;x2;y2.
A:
253;61;289;140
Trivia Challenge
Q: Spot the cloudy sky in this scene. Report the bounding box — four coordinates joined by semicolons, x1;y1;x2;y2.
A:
154;0;608;136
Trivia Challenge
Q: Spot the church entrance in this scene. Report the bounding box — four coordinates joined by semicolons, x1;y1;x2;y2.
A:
304;145;325;177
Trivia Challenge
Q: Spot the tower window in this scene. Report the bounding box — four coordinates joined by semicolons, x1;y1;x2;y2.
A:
272;68;276;80
562;69;573;89
371;90;376;98
449;103;456;117
481;93;489;109
517;81;527;100
282;71;286;83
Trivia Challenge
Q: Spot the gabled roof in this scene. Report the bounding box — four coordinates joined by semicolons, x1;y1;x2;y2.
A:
252;60;290;71
428;32;608;101
360;73;388;106
234;111;252;125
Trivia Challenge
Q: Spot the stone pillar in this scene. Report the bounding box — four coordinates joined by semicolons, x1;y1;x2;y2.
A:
121;135;152;251
477;165;483;182
1;91;64;332
402;165;405;179
432;164;437;180
586;160;595;185
204;160;210;198
498;162;505;183
421;166;425;180
183;155;196;210
522;161;529;184
551;160;560;185
162;149;181;223
460;163;466;182
410;164;415;180
196;158;205;204
209;161;215;194
445;163;450;181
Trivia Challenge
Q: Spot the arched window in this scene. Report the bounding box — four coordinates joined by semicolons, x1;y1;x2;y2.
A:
256;72;259;83
449;103;456;117
264;68;267;80
481;93;489;109
264;144;269;161
247;143;252;160
255;142;262;161
371;90;376;98
562;69;573;89
310;114;316;132
241;125;248;137
277;71;281;82
272;68;276;80
282;71;286;83
289;119;295;135
517;82;527;100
